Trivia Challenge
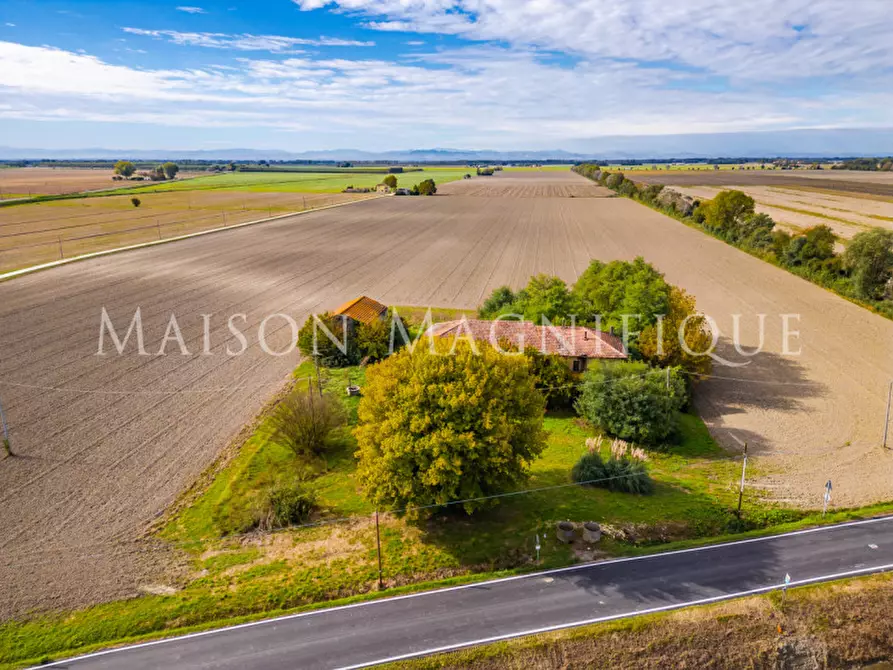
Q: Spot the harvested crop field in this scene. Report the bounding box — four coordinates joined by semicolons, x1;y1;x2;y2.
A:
0;167;201;198
0;191;374;273
666;184;893;240
438;172;613;198
631;169;893;198
1;170;892;618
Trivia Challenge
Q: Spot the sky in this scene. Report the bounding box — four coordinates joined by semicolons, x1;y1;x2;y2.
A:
1;0;892;152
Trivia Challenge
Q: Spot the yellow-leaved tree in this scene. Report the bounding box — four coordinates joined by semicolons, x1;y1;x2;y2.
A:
638;286;713;377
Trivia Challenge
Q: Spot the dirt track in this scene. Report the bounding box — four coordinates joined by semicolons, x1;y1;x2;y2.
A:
1;170;892;618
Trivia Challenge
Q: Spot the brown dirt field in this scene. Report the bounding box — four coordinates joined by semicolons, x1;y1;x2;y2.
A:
438;172;614;198
632;169;893;198
668;184;893;240
0;171;891;618
390;573;893;669
0;168;203;198
0;191;372;273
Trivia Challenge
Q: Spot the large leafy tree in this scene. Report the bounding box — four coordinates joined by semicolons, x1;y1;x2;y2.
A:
704;190;755;238
297;313;360;367
355;340;546;515
512;274;580;324
162;162;180;180
843;228;893;299
113;160;135;178
478;285;515;318
637;287;713;376
576;361;687;445
574;257;670;333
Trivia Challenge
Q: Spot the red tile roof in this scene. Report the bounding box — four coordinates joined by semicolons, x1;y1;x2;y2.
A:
426;319;626;359
332;296;387;325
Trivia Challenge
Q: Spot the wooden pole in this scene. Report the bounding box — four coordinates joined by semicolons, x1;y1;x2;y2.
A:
375;510;384;590
883;381;892;449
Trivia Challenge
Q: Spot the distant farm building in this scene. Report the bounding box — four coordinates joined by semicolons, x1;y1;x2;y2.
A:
427;319;627;372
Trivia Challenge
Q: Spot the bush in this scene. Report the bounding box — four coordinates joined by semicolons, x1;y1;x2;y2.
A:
355;310;407;362
525;348;577;410
355;340;546;515
605;173;625;190
256;482;315;531
416;178;437;195
268;389;347;463
703;190;755;238
382;174;398;189
571;450;654;494
297;313;361;367
637;286;713;376
130;197;141;208
575;361;686;445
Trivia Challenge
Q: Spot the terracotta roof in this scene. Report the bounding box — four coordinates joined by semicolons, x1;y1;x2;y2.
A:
332;296;387;325
426;319;626;359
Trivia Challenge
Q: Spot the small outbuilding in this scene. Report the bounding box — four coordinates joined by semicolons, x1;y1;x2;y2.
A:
332;296;388;327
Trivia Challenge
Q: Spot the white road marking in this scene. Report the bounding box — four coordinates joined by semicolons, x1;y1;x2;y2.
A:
337;561;893;670
869;544;879;549
32;514;893;670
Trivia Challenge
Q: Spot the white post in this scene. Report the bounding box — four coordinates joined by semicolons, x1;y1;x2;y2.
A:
883;381;892;449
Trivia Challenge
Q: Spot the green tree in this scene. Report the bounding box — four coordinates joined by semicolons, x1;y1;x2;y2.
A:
511;274;580;324
524;348;577;410
704;190;755;238
843;228;893;299
297;313;361;367
416;178;437;195
130;197;141;208
575;361;686;445
162;162;180;179
355;340;546;515
382;174;398;189
479;285;515;318
355;310;407;362
573;257;670;333
637;286;713;376
114;160;135;178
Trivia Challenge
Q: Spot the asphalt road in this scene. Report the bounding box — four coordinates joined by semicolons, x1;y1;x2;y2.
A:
44;516;893;670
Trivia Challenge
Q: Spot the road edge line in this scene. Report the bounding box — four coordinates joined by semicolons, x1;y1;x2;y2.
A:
30;513;893;669
0;195;385;283
336;561;893;669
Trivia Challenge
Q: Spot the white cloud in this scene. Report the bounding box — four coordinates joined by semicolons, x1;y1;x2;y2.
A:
121;28;374;51
176;6;207;13
2;39;890;149
4;23;15;27
292;0;893;82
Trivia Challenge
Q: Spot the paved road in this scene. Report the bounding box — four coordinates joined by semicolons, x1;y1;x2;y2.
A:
44;516;893;669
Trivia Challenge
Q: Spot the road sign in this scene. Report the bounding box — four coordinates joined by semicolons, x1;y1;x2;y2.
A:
784;573;791;586
535;534;541;562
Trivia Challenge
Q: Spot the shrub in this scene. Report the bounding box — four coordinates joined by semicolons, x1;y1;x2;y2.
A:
162;162;180;180
297;313;361;367
355;310;407;362
130;197;141;208
703;190;755;238
525;348;577;410
570;450;654;494
256;482;315;531
575;361;686;445
605;173;625;190
416;178;437;195
355;340;546;515
268;389;347;463
382;174;398;189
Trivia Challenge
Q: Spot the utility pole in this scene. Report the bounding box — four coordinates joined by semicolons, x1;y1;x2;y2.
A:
0;395;12;457
883;380;892;449
737;442;748;518
156;220;162;240
58;236;64;260
375;510;384;590
313;355;323;397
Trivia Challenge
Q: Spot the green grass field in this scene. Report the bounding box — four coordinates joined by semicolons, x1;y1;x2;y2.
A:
114;167;473;195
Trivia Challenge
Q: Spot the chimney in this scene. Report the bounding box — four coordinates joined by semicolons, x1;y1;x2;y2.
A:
583;330;588;340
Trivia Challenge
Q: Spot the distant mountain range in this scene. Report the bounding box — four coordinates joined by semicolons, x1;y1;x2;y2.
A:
2;128;892;162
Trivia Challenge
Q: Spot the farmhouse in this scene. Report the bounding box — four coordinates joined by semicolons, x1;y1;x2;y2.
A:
333;295;388;328
427;319;626;372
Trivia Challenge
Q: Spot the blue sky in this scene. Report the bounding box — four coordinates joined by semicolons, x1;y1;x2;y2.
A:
1;0;892;151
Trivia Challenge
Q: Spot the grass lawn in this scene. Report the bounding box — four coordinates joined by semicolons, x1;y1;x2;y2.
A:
112;167;473;196
3;359;889;669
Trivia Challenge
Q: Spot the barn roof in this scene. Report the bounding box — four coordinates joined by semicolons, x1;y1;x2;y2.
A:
426;319;626;359
332;296;387;325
